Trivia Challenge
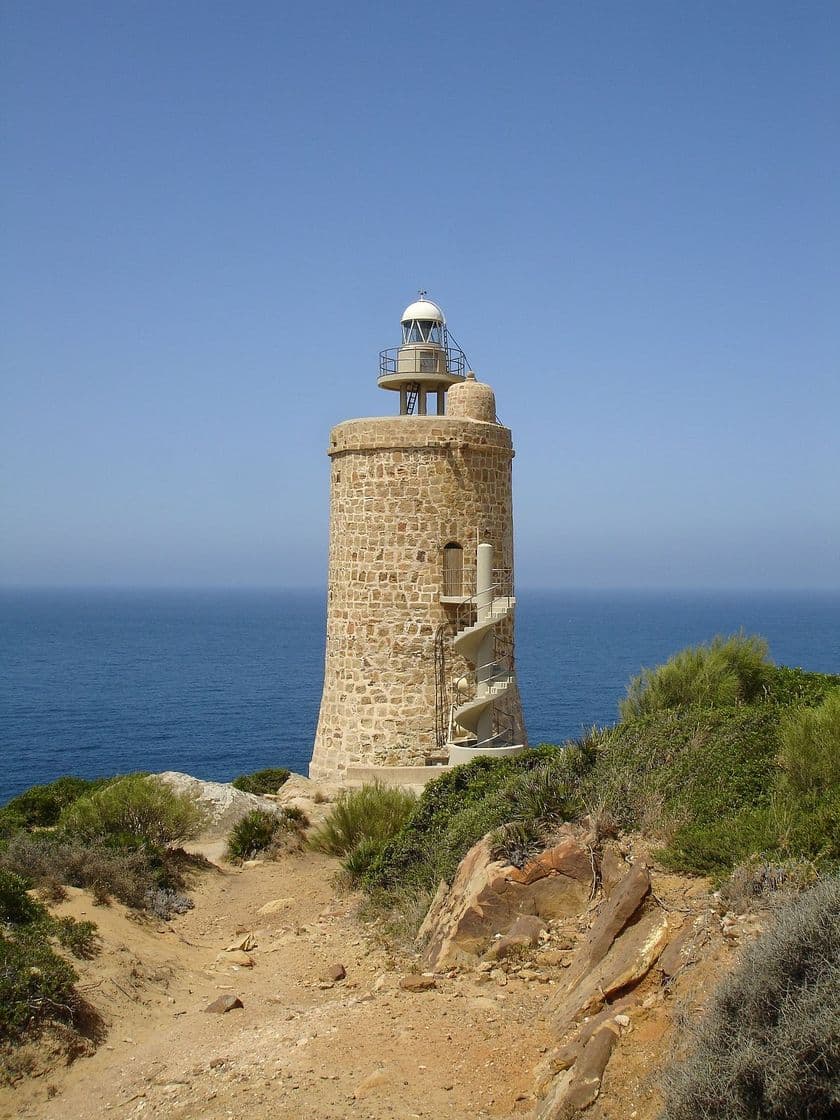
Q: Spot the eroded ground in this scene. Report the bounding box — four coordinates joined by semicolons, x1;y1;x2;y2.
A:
2;851;554;1120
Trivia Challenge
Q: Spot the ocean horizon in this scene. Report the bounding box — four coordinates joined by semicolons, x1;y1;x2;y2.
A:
2;587;839;805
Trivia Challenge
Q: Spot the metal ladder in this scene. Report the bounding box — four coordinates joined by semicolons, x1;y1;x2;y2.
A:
405;382;420;414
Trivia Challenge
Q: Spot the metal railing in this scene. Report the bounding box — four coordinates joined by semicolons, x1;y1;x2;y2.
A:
448;703;517;750
454;654;514;708
378;345;467;380
453;568;513;633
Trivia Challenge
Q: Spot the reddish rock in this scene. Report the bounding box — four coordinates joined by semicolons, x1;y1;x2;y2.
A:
204;994;243;1013
548;1042;580;1073
486;914;547;961
577;997;635;1046
539;949;572;967
506;836;594;886
419;835;592;970
536;1021;620;1118
321;962;347;983
552;908;671;1027
587;863;651;968
659;917;693;978
564;1023;620;1110
600;847;629;895
399;974;437;992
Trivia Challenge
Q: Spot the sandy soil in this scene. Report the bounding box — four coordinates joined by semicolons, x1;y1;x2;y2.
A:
2;851;555;1120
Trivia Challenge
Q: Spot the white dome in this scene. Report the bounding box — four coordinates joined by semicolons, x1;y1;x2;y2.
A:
401;298;445;324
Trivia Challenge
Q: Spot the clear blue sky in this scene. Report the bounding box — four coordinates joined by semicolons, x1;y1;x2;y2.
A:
2;1;838;589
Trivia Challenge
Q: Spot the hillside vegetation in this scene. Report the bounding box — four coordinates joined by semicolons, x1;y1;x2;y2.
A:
0;775;209;1066
356;635;840;910
662;874;840;1120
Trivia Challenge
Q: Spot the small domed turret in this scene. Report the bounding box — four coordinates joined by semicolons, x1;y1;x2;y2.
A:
378;292;466;415
447;371;497;423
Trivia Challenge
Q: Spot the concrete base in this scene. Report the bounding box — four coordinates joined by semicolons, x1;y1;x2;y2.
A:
447;743;527;766
343;765;451;791
343;744;528;789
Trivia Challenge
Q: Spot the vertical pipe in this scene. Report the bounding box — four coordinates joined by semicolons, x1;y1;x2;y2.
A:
476;540;495;742
399;386;407;415
476;542;493;622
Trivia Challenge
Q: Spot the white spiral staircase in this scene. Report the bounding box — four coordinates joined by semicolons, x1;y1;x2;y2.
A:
446;543;525;766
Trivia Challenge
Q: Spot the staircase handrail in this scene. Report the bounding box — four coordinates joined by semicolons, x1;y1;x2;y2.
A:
454;569;515;632
454;665;514;709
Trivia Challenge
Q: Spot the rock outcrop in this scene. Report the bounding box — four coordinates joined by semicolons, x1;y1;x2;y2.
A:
155;772;297;841
418;827;595;970
415;828;738;1119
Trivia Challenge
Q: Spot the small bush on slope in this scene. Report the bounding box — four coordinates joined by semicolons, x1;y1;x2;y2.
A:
58;775;204;850
0;869;99;1045
779;688;840;797
3;776;116;829
762;665;840;709
0;831;208;916
230;768;290;795
619;633;772;721
309;783;417;883
661;875;840;1120
774;689;840;865
226;808;305;862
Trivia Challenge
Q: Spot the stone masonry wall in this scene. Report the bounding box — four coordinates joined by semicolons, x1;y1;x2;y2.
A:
309;415;526;781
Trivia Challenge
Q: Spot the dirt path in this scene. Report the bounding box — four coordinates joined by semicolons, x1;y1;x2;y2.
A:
3;851;553;1120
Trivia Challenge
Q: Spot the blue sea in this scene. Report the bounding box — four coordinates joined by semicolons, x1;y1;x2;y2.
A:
1;589;839;806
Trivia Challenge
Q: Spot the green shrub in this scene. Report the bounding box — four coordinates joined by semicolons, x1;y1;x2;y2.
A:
59;775;204;849
0;868;101;1045
363;746;571;899
619;633;772;721
0;869;44;926
662;875;840;1120
762;665;840;709
226;810;289;862
310;783;417;858
776;786;840;866
767;690;840;867
230;767;291;795
0;930;80;1040
281;804;309;826
342;836;387;882
501;753;584;825
0;807;26;841
778;689;840;797
4;776;115;829
51;916;99;959
582;706;780;834
489;818;545;868
660;807;777;876
309;783;417;885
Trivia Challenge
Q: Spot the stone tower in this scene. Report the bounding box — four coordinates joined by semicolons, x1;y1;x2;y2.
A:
309;297;526;784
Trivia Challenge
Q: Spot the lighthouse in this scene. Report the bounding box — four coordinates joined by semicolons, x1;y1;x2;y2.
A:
308;296;527;785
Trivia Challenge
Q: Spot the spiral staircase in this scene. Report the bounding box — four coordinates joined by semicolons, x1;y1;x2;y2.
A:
446;543;525;765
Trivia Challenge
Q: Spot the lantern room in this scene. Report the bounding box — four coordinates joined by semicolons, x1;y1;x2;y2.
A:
378;293;466;414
